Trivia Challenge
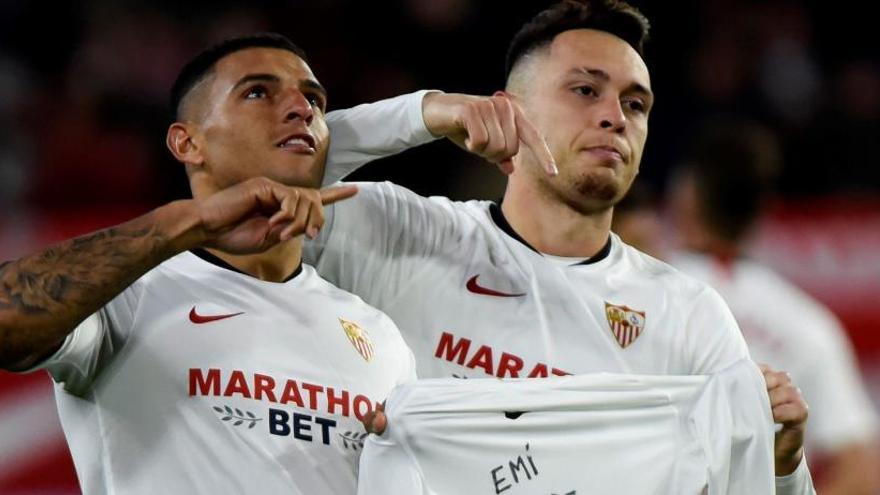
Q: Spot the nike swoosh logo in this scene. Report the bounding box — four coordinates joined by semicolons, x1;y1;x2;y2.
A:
466;275;525;298
189;306;244;324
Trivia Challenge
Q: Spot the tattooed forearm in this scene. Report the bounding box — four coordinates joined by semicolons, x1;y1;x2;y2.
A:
0;227;160;312
0;209;186;369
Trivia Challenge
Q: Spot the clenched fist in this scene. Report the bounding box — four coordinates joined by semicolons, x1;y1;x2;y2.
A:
422;91;557;176
760;363;809;475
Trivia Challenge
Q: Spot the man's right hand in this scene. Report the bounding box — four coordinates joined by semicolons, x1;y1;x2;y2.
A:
0;177;357;370
193;178;358;254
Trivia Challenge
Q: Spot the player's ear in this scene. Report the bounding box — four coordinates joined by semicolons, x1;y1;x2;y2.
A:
166;123;205;167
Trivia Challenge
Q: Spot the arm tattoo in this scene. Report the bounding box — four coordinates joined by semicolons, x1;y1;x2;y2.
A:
0;217;173;367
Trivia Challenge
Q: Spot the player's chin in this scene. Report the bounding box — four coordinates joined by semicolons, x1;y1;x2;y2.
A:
574;172;620;204
272;161;325;189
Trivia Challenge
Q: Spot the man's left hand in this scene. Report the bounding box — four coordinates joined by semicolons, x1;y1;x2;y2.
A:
760;363;809;475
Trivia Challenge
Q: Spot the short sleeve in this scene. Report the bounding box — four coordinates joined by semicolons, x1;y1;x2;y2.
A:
685;286;751;374
25;282;143;396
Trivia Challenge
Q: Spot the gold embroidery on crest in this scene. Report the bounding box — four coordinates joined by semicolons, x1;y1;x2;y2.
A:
339;318;375;362
604;302;647;349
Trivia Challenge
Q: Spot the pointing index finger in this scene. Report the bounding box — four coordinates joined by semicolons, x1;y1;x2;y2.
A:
510;99;557;176
319;184;359;205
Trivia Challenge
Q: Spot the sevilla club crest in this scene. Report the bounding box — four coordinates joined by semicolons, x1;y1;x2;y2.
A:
604;302;646;349
339;318;374;362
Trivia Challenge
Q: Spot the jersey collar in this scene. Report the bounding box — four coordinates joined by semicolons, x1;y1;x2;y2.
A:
489;202;612;266
190;248;304;283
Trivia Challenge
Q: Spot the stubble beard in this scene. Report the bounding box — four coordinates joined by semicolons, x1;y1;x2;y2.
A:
562;168;622;215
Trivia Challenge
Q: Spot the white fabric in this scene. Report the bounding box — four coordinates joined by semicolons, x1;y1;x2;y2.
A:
538;252;591;266
307;95;815;493
670;252;879;453
775;456;816;495
358;359;775;495
323;90;438;186
305;182;750;379
29;254;415;494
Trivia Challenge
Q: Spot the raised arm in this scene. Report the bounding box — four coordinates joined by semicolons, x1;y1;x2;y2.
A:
0;178;356;370
0;204;185;370
322;91;556;185
323;90;438;185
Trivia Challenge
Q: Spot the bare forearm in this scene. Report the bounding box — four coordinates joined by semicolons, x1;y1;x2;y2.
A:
0;174;351;369
0;201;201;369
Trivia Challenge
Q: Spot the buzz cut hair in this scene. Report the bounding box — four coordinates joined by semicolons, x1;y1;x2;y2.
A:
169;32;308;122
505;0;650;80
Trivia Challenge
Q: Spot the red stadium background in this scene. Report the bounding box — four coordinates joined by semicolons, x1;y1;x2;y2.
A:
1;0;878;492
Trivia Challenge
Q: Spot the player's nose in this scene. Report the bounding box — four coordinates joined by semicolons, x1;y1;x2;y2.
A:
282;89;314;125
596;97;626;134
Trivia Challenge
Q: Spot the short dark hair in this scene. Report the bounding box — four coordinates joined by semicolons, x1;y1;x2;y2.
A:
685;120;782;243
169;32;308;121
505;0;650;79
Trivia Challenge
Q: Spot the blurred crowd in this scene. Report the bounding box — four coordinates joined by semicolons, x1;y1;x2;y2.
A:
0;1;878;492
0;0;878;212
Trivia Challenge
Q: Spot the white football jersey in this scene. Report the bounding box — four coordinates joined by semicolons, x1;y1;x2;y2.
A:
29;251;416;494
358;359;776;495
322;89;436;187
307;91;815;494
305;182;750;379
670;251;879;453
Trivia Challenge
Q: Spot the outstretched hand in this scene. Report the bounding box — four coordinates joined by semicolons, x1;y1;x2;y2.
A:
196;177;358;254
759;363;809;476
422;91;557;176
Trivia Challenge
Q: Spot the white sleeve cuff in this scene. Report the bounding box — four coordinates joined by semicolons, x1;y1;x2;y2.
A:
409;89;442;141
774;454;816;495
323;90;442;185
